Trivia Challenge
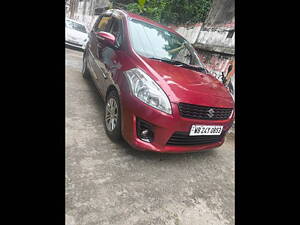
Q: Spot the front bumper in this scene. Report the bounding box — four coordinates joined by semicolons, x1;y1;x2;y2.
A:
120;91;234;153
65;40;86;50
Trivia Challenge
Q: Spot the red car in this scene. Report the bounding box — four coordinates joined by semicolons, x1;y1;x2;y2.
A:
82;9;234;153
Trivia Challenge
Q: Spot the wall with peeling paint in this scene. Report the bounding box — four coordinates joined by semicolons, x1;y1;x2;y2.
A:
195;25;234;55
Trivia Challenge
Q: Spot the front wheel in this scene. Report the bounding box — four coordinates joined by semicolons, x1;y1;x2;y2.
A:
104;90;122;141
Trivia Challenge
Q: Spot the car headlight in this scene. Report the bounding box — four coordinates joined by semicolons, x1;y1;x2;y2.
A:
124;68;172;114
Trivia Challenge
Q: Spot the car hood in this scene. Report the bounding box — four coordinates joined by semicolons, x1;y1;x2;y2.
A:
141;57;234;108
66;28;88;42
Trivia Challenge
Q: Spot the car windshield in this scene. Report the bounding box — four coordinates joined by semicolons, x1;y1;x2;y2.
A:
66;20;87;33
128;19;203;67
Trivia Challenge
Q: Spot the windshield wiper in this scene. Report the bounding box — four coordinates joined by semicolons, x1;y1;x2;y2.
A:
149;57;208;73
149;57;177;64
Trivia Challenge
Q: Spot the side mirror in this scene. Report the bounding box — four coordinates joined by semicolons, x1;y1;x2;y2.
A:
95;31;116;46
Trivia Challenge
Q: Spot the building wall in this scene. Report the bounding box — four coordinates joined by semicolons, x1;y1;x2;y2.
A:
195;24;234;55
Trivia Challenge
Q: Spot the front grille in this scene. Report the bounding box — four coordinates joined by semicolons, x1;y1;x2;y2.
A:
166;132;225;146
178;103;233;120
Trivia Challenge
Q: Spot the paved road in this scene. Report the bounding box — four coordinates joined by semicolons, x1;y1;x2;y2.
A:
65;47;235;225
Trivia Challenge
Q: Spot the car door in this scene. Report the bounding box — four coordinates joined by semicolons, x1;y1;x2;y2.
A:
88;13;114;96
98;16;124;94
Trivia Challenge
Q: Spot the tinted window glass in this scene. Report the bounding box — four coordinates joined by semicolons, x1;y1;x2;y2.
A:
128;19;202;66
110;18;123;47
95;16;113;32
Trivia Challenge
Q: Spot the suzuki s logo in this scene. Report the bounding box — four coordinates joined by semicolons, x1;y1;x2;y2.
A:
207;108;215;118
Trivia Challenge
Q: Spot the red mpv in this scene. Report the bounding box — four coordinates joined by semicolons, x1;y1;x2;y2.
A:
82;9;234;153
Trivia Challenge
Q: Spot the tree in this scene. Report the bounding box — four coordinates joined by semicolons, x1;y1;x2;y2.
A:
125;0;212;25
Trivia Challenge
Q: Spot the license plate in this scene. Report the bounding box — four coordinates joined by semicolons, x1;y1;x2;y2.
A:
189;125;223;136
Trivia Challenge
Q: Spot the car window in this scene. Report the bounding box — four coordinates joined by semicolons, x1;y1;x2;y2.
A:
66;20;87;33
66;20;73;29
94;16;113;32
109;18;123;47
128;19;202;66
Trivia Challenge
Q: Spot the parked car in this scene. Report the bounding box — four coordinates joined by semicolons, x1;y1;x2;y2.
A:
65;18;88;50
82;9;234;153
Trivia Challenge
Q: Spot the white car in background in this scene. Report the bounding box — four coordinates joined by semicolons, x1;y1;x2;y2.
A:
65;18;88;50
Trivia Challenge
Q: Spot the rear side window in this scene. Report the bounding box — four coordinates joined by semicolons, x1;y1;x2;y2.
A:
94;16;113;32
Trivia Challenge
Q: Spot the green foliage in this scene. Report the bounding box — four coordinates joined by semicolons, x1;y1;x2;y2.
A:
127;2;143;14
138;0;147;8
124;0;212;25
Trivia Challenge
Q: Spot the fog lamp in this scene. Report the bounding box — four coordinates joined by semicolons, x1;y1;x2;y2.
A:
137;118;154;143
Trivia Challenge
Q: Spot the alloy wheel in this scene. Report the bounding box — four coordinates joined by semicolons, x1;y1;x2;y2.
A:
105;98;118;132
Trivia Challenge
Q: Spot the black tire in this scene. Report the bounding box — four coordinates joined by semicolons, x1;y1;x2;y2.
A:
104;90;122;142
82;52;90;79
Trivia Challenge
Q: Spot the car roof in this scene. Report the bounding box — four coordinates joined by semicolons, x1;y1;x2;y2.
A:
65;18;86;27
112;9;181;37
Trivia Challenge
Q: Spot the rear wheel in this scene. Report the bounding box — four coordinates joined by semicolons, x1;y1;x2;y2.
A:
104;90;122;141
82;52;90;79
